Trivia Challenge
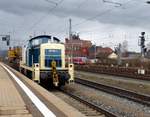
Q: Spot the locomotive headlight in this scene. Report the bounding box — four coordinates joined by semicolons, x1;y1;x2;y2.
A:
36;64;39;67
70;64;73;68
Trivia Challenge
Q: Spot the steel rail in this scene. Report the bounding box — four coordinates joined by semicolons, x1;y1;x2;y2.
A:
75;77;150;106
61;89;118;117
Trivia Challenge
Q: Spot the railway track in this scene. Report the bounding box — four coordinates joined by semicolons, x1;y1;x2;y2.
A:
53;89;118;117
75;78;150;106
76;66;150;81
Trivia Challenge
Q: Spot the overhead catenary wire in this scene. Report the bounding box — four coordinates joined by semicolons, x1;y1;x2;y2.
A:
26;0;144;43
46;0;143;35
14;0;65;37
56;0;134;36
73;0;133;28
16;0;145;42
44;0;58;5
76;0;89;8
102;0;122;7
28;0;64;30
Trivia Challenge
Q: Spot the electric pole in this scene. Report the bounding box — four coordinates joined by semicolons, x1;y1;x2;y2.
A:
69;18;72;40
69;18;73;63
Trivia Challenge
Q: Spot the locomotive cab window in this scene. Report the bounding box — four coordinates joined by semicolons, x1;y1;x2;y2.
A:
30;37;49;47
45;49;62;68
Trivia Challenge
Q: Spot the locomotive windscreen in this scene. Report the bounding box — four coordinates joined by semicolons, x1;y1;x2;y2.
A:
45;49;62;67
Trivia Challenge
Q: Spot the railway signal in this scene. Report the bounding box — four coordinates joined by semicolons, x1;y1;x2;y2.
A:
2;36;7;41
138;32;147;57
1;35;10;46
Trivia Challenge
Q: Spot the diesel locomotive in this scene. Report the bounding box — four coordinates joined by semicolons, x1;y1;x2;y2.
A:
20;35;74;87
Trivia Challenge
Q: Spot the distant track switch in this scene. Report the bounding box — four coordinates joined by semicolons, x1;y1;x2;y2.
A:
51;60;59;86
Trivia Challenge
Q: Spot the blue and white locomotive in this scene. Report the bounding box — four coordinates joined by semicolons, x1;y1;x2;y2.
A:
20;35;74;87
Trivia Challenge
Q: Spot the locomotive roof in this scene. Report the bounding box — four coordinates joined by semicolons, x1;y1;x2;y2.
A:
29;35;60;42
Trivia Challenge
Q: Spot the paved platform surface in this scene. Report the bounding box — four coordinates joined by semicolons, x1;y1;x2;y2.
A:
0;65;32;117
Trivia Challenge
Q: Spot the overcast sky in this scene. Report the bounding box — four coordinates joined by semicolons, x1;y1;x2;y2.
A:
0;0;150;52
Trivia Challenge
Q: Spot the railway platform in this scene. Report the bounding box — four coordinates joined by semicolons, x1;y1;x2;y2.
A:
0;64;32;117
0;63;85;117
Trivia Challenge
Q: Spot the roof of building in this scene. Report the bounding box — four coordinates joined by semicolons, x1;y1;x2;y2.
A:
96;47;113;54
